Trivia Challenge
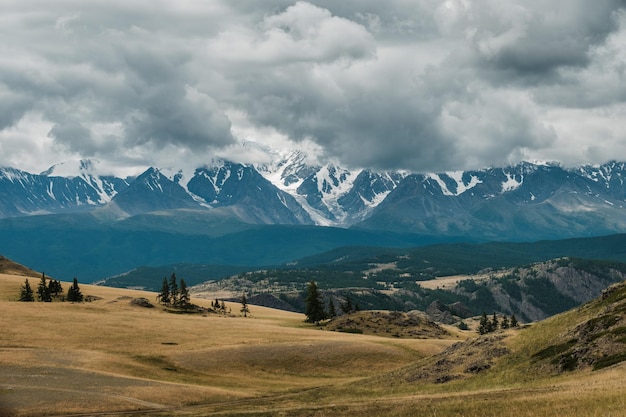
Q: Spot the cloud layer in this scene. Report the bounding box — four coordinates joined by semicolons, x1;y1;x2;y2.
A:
1;0;625;174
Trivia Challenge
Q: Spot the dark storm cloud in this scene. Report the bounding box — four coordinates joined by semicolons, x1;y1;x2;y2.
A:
0;1;236;169
1;0;625;173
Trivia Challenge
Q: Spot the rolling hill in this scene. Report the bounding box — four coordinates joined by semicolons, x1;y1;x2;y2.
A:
1;268;625;416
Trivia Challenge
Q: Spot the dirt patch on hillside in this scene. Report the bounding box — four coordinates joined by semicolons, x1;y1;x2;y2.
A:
325;310;452;339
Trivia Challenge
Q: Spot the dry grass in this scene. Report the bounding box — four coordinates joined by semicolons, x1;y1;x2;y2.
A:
2;273;626;417
0;273;452;416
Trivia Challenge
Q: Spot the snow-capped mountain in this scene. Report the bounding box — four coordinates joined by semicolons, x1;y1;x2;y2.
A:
0;160;128;218
3;151;626;241
359;162;626;240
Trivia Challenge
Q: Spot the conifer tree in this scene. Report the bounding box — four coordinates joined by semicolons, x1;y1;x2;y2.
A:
37;273;51;302
157;277;170;305
341;294;354;315
305;281;326;324
178;278;190;307
66;278;83;302
478;312;490;334
18;278;35;302
491;312;499;332
168;273;179;306
510;314;519;327
48;280;63;298
501;315;510;329
327;299;337;318
240;293;250;317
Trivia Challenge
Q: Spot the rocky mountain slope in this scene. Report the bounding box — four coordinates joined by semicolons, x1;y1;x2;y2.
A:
396;277;626;387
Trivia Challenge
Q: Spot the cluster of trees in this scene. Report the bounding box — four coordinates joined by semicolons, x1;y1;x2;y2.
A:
478;312;518;334
304;281;359;324
156;273;190;308
18;274;82;303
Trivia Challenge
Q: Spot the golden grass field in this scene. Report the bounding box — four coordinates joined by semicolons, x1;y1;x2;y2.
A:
1;272;626;417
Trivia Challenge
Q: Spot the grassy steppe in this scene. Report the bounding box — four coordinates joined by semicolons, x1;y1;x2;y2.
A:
1;273;625;416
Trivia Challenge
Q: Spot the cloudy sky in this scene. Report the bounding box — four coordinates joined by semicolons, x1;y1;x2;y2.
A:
1;0;626;176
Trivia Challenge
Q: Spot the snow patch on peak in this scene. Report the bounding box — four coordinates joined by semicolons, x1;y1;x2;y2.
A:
426;172;482;196
446;171;482;195
501;173;523;193
426;174;454;196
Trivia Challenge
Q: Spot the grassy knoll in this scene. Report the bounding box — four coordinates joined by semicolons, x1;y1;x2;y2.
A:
1;272;626;416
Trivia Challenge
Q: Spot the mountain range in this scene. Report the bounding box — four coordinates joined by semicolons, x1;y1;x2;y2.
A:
4;147;626;282
3;147;626;241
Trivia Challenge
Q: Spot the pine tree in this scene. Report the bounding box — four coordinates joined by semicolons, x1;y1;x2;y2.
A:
491;312;499;332
341;294;354;315
18;278;35;302
510;314;519;327
478;312;490;335
327;299;337;318
37;273;51;302
157;277;170;305
305;281;326;324
178;278;190;307
66;278;83;302
501;315;510;329
168;273;179;306
240;293;250;317
48;280;63;298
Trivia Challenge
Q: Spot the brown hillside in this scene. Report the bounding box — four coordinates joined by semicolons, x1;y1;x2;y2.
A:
0;255;41;278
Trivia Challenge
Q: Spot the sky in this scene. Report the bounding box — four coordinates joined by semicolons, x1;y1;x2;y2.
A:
1;0;626;176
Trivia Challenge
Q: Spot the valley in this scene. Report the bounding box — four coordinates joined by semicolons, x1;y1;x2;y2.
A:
2;268;626;416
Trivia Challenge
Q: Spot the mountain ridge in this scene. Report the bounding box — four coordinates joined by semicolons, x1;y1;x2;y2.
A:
3;149;626;242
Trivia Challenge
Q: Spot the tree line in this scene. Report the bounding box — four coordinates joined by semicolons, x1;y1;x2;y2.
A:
478;311;519;334
18;273;83;302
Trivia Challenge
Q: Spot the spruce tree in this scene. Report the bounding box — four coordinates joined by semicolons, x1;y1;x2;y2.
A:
305;281;326;324
240;293;250;317
48;280;63;298
341;294;354;314
178;278;190;307
168;273;179;306
510;314;519;327
157;277;170;305
491;312;499;332
18;278;35;302
66;278;83;302
478;312;490;335
327;299;337;318
501;315;510;329
37;273;51;302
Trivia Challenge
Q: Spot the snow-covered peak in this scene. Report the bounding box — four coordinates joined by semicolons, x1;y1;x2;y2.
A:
258;150;320;191
41;159;101;178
